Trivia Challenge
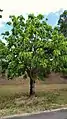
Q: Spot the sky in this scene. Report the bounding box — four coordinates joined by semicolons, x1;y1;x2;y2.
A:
0;0;67;36
0;0;67;14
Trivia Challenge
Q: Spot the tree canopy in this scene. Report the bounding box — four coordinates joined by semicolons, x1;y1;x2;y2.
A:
0;41;8;77
58;10;67;37
3;14;53;79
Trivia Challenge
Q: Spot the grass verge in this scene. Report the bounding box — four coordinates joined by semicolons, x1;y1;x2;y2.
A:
0;84;67;117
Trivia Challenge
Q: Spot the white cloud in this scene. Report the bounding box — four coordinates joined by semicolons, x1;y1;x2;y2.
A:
0;0;67;27
0;0;67;13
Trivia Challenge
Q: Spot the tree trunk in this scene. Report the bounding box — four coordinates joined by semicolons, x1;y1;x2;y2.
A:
30;77;35;96
27;69;35;96
1;71;5;78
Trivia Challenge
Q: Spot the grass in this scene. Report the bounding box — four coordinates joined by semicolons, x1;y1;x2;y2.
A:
0;80;67;117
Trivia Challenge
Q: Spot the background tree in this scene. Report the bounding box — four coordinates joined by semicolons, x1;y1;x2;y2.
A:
50;28;67;76
0;41;8;77
58;10;67;37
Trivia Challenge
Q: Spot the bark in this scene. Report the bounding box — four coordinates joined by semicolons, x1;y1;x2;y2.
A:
1;71;5;78
30;77;35;96
27;68;35;96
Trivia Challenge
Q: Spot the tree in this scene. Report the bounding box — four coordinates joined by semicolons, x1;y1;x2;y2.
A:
58;10;67;37
2;13;67;95
3;14;52;95
50;28;67;76
0;41;8;77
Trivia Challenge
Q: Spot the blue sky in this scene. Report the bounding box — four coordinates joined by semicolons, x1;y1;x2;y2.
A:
45;9;63;26
0;0;66;36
